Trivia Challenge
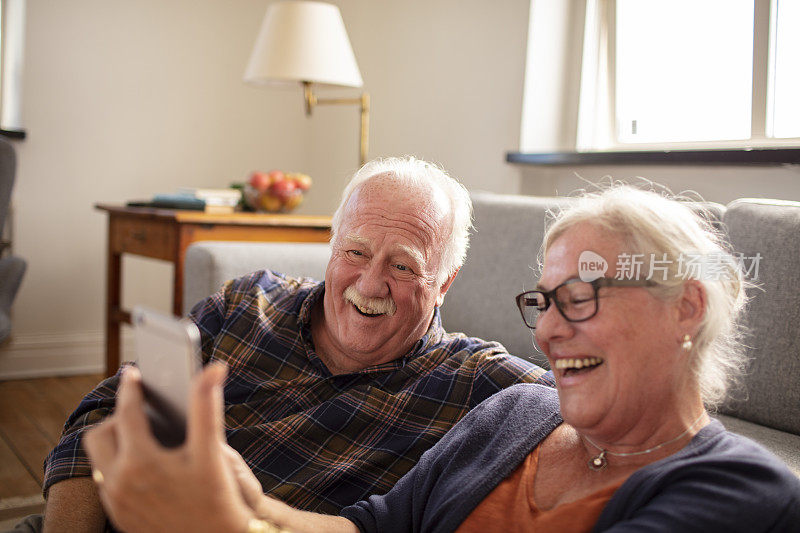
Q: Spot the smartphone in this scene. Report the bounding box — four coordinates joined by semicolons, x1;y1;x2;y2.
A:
132;306;201;448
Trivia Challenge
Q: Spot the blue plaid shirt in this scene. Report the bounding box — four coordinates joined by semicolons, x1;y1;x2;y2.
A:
44;270;553;513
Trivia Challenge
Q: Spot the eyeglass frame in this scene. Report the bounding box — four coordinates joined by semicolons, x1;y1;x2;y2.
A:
515;277;657;329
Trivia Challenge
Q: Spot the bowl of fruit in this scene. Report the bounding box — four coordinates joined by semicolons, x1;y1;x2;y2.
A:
243;170;312;213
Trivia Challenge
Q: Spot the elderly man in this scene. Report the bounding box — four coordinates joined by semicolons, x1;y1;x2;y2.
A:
42;157;551;531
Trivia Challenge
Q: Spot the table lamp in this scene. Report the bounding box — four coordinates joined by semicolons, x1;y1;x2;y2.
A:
244;1;369;166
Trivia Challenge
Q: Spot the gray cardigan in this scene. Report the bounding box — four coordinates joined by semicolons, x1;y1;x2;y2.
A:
340;384;800;532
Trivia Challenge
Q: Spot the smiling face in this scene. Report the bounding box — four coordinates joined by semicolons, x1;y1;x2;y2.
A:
535;223;692;440
313;176;456;373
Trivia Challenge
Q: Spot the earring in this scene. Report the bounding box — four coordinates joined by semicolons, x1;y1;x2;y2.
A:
681;334;693;351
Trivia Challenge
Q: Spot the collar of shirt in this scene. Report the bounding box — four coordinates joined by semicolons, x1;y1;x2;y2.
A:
298;281;446;375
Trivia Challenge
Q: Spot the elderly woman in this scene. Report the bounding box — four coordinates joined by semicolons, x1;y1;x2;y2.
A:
85;186;800;532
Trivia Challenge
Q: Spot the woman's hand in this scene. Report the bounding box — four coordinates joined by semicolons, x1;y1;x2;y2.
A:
84;363;359;533
83;363;255;533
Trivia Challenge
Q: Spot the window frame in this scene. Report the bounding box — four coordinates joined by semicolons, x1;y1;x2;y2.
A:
0;0;26;139
575;0;800;152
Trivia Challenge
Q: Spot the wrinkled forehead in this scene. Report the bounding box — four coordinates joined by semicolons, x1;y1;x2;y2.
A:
541;223;626;286
343;174;452;229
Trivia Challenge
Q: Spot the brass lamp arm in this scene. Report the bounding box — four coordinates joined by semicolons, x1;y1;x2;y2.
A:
302;81;369;167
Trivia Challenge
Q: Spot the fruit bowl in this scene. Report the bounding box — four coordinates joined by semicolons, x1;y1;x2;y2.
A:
243;170;312;213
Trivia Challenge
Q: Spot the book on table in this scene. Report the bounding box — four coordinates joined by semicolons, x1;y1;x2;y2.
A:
176;187;242;206
128;193;236;214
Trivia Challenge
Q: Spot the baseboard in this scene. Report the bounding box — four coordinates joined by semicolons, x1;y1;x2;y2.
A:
0;330;134;379
0;494;45;525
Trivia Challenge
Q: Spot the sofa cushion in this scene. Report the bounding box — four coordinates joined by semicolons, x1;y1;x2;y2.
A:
715;414;800;477
183;241;331;314
440;192;572;367
720;199;800;435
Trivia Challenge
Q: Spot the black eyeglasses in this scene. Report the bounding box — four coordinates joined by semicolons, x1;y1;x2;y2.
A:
515;277;657;329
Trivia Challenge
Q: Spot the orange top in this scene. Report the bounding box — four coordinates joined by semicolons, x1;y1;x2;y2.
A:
456;446;624;533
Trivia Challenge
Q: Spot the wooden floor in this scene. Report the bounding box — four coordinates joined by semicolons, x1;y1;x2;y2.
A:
0;373;102;525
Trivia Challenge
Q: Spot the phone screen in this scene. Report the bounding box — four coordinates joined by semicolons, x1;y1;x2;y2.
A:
132;307;201;447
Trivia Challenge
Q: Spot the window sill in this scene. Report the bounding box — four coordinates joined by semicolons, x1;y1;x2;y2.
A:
506;147;800;166
0;129;26;140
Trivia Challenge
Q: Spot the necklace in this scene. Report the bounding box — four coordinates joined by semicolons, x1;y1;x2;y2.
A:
583;412;706;471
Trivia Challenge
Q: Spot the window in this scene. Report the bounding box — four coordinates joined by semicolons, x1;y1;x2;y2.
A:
0;0;26;136
615;0;753;144
770;0;800;138
573;0;800;150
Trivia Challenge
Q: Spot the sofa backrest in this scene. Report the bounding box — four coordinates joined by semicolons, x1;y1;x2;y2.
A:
719;199;800;435
441;191;728;368
440;192;572;367
183;241;331;314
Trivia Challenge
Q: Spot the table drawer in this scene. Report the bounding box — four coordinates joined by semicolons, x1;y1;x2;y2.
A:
110;217;175;260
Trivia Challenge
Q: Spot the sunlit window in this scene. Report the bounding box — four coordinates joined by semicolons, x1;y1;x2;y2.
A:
770;0;800;138
544;0;800;151
0;0;26;134
615;0;754;143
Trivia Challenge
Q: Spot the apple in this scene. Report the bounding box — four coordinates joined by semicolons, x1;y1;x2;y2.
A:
268;169;285;184
283;192;304;210
293;173;312;191
244;170;309;212
249;171;271;193
270;179;297;200
259;194;283;212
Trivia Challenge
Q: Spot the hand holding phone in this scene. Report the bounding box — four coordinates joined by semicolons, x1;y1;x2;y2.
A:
132;306;201;447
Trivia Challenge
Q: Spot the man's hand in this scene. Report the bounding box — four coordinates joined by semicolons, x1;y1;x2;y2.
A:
43;477;106;533
83;363;254;533
222;443;269;513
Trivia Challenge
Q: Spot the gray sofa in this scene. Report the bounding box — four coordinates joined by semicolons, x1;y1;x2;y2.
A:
183;191;800;476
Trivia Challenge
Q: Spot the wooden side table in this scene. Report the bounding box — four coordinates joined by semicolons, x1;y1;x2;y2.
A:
96;204;332;376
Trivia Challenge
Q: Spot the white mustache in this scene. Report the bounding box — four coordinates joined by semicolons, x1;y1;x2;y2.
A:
344;285;396;316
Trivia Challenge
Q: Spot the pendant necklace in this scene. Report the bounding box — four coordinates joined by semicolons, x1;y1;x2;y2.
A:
583;412;706;471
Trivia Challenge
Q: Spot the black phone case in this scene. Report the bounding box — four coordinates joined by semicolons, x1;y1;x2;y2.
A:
142;382;188;448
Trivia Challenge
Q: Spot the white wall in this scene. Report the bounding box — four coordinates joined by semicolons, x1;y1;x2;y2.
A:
1;0;533;377
302;0;532;203
519;164;800;203
2;0;309;376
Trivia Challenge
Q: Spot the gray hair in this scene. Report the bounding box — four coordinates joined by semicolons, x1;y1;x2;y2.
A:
331;156;473;283
541;184;749;409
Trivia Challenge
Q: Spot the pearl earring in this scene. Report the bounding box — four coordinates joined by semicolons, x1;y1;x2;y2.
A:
682;334;693;351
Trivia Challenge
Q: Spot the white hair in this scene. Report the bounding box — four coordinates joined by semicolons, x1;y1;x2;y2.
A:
542;184;750;409
331;156;473;283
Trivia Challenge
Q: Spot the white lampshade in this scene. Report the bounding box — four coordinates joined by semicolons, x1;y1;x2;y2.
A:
244;1;363;88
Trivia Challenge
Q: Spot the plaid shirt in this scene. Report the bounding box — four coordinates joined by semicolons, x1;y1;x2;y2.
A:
44;270;552;513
